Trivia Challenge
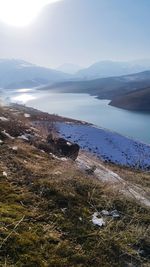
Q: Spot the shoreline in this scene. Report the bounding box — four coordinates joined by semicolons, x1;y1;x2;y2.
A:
1;98;150;170
6;102;150;170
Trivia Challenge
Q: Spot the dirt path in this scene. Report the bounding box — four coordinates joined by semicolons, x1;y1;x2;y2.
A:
77;152;150;207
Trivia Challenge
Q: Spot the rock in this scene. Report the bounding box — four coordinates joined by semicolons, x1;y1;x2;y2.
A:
47;135;80;160
85;165;97;175
24;113;30;118
3;171;8;177
110;210;120;219
12;146;18;151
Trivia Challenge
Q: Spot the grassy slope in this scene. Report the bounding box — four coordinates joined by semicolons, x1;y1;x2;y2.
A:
0;105;150;267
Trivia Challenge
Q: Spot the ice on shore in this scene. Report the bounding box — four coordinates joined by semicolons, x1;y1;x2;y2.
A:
57;122;150;169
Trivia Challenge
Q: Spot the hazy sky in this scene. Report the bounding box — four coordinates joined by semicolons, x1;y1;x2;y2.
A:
0;0;150;68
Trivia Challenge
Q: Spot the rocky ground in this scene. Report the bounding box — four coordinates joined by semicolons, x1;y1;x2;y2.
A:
0;104;150;267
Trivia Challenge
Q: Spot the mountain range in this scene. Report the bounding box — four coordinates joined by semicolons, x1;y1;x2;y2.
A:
0;59;71;89
76;59;150;79
44;70;150;111
1;58;150;111
46;70;150;98
1;58;150;89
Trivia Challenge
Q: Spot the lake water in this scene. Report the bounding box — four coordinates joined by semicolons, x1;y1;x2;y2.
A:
4;88;150;144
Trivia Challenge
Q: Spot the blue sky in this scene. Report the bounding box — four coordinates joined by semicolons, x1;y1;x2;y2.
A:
0;0;150;68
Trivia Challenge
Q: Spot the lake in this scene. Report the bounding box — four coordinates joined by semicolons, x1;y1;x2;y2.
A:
4;88;150;144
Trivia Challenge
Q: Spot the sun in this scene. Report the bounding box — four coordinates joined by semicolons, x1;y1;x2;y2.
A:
0;0;62;27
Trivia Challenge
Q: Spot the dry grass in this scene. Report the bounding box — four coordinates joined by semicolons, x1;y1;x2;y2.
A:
106;163;150;196
0;105;150;267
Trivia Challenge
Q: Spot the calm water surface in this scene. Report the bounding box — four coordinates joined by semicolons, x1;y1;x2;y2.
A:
6;88;150;144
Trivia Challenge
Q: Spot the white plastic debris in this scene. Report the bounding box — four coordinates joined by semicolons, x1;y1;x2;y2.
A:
24;113;30;118
3;171;8;177
101;210;110;216
92;212;106;227
61;208;67;213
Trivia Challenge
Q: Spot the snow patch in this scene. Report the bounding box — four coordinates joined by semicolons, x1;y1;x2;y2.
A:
18;134;29;141
57;122;150;169
1;130;14;140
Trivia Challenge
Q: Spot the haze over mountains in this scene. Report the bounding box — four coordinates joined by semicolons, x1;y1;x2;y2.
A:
56;63;82;74
1;58;150;111
46;70;150;96
1;58;150;89
0;59;71;89
76;59;150;79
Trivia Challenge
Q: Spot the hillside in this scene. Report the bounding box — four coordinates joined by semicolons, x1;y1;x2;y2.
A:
0;59;71;89
43;71;150;100
0;104;150;266
110;87;150;111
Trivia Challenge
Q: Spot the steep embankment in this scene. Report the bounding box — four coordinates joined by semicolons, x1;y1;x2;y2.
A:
110;87;150;111
0;104;150;267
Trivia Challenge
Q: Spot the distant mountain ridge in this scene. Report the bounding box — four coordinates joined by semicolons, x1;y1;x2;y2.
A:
0;59;71;89
45;70;150;99
1;58;150;89
42;70;150;111
76;59;150;79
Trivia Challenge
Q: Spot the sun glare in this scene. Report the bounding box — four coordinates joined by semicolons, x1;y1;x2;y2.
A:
0;0;62;27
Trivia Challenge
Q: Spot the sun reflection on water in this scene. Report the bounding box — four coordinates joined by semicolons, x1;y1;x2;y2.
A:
12;93;36;104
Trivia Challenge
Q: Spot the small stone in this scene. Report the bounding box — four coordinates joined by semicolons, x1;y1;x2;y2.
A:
110;210;120;218
3;171;8;177
12;146;18;151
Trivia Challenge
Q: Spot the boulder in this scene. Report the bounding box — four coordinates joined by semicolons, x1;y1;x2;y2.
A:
47;135;79;160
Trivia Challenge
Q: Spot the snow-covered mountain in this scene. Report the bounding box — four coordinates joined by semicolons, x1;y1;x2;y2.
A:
0;59;71;89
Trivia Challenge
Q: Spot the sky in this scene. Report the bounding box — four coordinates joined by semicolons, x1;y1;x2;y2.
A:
0;0;150;68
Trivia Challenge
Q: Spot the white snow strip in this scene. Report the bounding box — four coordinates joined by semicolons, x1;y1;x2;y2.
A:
57;122;150;170
1;130;15;140
77;153;150;207
18;135;29;141
0;116;9;122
